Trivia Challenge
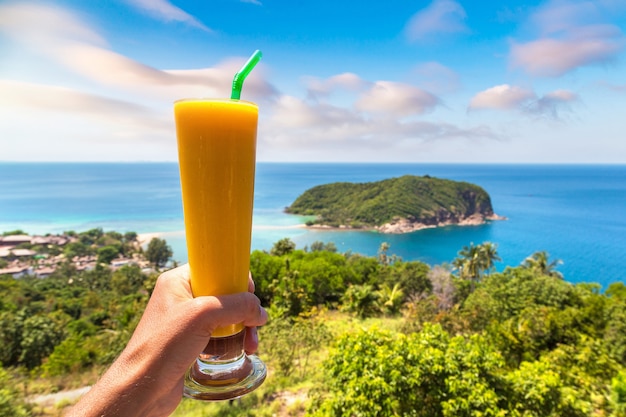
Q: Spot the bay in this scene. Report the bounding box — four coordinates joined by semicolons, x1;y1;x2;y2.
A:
1;162;625;288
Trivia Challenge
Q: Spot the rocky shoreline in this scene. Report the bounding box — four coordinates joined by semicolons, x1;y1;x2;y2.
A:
306;213;507;234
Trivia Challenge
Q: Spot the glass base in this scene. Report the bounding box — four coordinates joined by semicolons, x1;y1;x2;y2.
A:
184;354;266;401
184;330;267;401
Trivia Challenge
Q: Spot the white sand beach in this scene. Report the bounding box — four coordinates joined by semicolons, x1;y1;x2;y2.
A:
137;231;186;246
137;232;163;246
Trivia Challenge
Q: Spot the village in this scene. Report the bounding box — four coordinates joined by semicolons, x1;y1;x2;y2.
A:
0;232;154;279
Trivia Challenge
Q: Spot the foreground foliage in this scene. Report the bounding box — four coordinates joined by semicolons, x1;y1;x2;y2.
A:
1;234;625;416
310;323;623;417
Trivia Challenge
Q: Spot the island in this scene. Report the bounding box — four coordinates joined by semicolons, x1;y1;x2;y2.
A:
285;175;505;234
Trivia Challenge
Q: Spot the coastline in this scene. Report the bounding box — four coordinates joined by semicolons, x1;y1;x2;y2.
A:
136;224;307;246
1;162;623;286
304;213;507;234
137;232;163;246
137;230;186;246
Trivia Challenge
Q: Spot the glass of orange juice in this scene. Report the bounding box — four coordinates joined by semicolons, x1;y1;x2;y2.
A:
175;98;266;401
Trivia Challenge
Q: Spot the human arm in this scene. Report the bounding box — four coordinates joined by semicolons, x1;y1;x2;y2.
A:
65;264;267;417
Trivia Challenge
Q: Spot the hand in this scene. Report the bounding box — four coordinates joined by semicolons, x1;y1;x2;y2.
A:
66;264;268;417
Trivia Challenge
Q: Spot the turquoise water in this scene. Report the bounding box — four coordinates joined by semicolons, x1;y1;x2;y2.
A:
1;162;625;287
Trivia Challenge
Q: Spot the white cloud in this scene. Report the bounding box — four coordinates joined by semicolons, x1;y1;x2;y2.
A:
0;3;277;102
124;0;210;31
304;73;369;99
261;89;500;158
256;75;497;159
510;32;623;77
527;89;579;118
53;43;277;102
405;0;469;41
0;80;173;161
267;95;367;136
263;102;500;155
469;84;578;119
0;3;106;48
302;75;441;117
412;62;461;94
469;85;535;110
0;2;279;161
355;81;439;117
0;2;505;163
510;0;625;76
0;80;152;116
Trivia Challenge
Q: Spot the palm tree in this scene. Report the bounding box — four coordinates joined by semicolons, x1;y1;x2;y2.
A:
453;244;479;280
521;251;563;279
453;242;501;290
377;283;405;316
480;241;501;273
378;242;391;265
341;284;380;319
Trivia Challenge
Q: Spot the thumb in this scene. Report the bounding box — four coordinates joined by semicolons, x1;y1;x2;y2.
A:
193;292;268;334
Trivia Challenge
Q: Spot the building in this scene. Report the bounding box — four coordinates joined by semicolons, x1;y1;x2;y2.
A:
0;265;33;278
0;234;31;247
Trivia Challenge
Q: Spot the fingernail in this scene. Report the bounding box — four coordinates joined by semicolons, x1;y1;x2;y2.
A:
260;305;269;323
250;326;259;345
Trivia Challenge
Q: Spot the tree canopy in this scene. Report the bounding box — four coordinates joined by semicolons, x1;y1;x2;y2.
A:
145;238;172;269
1;232;625;417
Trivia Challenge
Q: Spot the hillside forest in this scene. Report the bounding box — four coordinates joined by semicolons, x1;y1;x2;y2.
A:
1;229;625;417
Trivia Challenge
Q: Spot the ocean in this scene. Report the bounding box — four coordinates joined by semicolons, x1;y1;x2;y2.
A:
1;162;625;288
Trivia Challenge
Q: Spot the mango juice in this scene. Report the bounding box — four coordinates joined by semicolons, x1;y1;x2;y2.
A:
175;99;258;337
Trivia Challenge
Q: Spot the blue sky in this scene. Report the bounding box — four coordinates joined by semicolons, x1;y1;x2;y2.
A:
1;0;625;163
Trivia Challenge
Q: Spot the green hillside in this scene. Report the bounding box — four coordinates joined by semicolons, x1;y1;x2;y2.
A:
2;230;626;416
285;175;495;229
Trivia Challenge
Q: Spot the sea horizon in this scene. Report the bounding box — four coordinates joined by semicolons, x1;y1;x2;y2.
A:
2;160;625;165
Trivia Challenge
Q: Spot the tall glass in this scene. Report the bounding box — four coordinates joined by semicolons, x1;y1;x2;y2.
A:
174;98;266;401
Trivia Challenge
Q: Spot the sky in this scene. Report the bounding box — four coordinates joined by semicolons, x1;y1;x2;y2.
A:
0;0;625;163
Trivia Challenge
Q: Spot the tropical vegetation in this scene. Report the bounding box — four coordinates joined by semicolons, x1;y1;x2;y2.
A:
285;175;496;229
0;230;625;417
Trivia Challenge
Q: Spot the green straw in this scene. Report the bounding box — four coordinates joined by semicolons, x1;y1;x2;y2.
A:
231;50;263;100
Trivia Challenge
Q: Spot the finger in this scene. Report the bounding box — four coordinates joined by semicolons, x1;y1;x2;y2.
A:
248;272;255;293
243;326;259;355
194;292;268;331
